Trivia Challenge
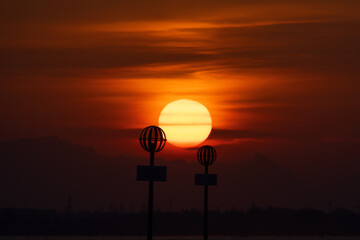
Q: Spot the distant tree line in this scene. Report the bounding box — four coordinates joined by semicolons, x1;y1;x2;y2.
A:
0;206;359;236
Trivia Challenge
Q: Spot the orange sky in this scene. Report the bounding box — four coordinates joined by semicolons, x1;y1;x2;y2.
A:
0;1;359;174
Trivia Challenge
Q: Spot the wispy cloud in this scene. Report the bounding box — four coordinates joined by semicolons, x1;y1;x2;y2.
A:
0;0;359;156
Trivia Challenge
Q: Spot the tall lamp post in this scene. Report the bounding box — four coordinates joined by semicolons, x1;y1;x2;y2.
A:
196;145;217;240
138;126;167;240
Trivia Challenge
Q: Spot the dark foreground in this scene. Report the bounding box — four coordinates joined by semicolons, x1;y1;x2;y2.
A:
1;237;360;240
1;207;360;236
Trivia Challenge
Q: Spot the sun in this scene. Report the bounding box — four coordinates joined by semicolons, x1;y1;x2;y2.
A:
158;99;212;148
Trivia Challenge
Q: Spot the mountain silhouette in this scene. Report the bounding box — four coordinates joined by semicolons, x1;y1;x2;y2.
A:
0;136;141;210
0;137;359;211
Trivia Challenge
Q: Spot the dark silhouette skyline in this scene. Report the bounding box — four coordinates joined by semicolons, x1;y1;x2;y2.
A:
1;136;360;212
1;206;360;236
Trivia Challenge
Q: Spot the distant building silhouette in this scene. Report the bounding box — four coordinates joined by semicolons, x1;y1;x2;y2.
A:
1;206;360;236
97;201;104;212
328;199;333;213
65;195;72;213
169;197;173;212
109;202;116;213
118;201;124;213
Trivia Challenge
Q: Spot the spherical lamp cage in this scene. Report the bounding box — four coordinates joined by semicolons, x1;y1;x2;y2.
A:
197;145;216;167
139;125;167;152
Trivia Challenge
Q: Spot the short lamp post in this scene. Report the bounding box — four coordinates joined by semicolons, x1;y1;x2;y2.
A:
138;126;167;240
196;145;217;240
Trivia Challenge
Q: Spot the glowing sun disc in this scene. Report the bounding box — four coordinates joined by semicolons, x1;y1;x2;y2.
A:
158;99;212;148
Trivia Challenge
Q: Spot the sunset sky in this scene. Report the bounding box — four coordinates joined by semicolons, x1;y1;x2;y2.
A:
1;1;360;186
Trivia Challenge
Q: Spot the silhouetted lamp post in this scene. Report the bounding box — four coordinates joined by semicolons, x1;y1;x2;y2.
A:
138;125;167;240
195;145;217;240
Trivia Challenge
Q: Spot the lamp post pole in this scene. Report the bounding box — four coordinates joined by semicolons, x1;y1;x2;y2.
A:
195;145;217;240
138;126;167;240
148;150;154;240
204;165;208;240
